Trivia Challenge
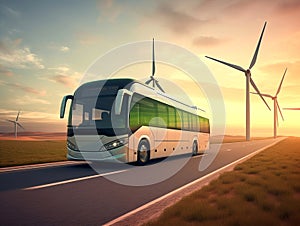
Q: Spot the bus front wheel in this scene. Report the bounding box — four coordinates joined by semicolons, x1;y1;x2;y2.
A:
137;140;150;165
192;140;198;156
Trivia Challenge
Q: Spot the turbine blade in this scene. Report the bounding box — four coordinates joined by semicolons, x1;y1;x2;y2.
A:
283;108;300;110
155;80;165;93
6;119;15;123
276;68;287;96
249;21;267;69
145;78;152;84
152;38;155;76
17;122;25;130
250;77;271;111
276;100;284;121
16;110;21;121
250;92;273;99
205;56;246;73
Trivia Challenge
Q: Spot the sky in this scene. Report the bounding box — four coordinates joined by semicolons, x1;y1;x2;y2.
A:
0;0;299;137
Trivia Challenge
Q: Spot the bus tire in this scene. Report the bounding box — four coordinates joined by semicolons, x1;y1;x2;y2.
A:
192;140;198;156
137;139;150;165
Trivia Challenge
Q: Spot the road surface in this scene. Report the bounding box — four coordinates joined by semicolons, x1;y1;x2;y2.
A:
0;138;284;225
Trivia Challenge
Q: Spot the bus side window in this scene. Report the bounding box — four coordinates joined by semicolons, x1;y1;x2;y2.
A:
200;116;209;133
168;106;176;129
157;102;168;127
195;115;199;132
129;102;140;131
182;111;189;130
176;109;182;130
191;114;196;131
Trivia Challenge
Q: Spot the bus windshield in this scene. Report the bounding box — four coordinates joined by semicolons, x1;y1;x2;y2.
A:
70;93;129;136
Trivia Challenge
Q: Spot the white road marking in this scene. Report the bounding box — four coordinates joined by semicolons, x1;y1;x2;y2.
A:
225;148;232;151
0;161;88;173
103;137;286;226
23;169;127;190
193;153;208;158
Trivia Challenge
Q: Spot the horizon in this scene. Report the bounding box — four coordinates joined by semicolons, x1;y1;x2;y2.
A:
0;0;300;137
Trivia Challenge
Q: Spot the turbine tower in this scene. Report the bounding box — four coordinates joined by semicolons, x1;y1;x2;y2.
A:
206;21;271;141
6;110;24;138
145;38;165;93
251;68;287;138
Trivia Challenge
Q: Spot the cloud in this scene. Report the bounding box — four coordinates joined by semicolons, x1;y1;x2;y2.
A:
0;65;14;76
60;46;70;52
49;66;70;73
153;3;211;34
97;0;122;23
193;36;227;47
0;38;44;69
52;75;77;88
274;0;300;16
0;108;57;121
48;65;81;88
0;80;46;96
76;33;103;45
1;5;20;18
259;60;300;82
15;95;50;105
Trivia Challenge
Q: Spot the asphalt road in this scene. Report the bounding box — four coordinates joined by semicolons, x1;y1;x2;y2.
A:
0;138;283;225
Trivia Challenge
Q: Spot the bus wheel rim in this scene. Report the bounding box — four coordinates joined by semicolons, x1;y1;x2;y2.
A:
139;144;148;162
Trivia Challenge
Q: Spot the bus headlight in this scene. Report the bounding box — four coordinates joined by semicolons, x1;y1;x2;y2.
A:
104;137;128;151
67;140;78;151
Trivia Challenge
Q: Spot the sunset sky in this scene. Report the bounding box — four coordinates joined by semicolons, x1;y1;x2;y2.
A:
0;0;299;137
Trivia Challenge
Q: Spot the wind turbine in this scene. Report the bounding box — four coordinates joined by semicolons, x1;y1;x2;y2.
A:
145;38;165;93
6;110;24;138
284;108;300;110
251;68;287;138
206;21;271;141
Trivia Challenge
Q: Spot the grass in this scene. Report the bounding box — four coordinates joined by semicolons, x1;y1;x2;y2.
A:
0;140;67;167
146;137;300;226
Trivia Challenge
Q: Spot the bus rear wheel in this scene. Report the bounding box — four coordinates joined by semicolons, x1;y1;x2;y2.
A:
192;140;198;156
137;140;150;165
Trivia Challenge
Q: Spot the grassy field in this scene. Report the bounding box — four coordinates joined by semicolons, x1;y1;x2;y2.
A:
0;140;67;167
146;137;300;226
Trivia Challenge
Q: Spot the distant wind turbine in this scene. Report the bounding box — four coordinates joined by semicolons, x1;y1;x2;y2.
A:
145;38;165;93
6;110;24;138
206;21;271;141
251;68;287;138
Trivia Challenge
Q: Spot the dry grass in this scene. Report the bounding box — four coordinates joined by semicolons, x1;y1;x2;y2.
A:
0;140;67;167
146;137;300;226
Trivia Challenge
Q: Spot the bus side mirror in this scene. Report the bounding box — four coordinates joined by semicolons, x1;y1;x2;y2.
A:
115;89;132;115
60;95;73;118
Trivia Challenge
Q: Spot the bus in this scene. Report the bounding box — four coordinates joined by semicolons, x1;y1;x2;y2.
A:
60;78;210;165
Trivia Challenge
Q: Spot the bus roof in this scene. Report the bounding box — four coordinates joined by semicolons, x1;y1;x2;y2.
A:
75;78;208;117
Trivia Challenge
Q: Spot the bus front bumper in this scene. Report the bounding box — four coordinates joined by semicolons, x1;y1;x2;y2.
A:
67;146;129;163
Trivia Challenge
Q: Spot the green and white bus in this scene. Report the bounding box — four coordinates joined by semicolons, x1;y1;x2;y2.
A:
60;78;210;165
